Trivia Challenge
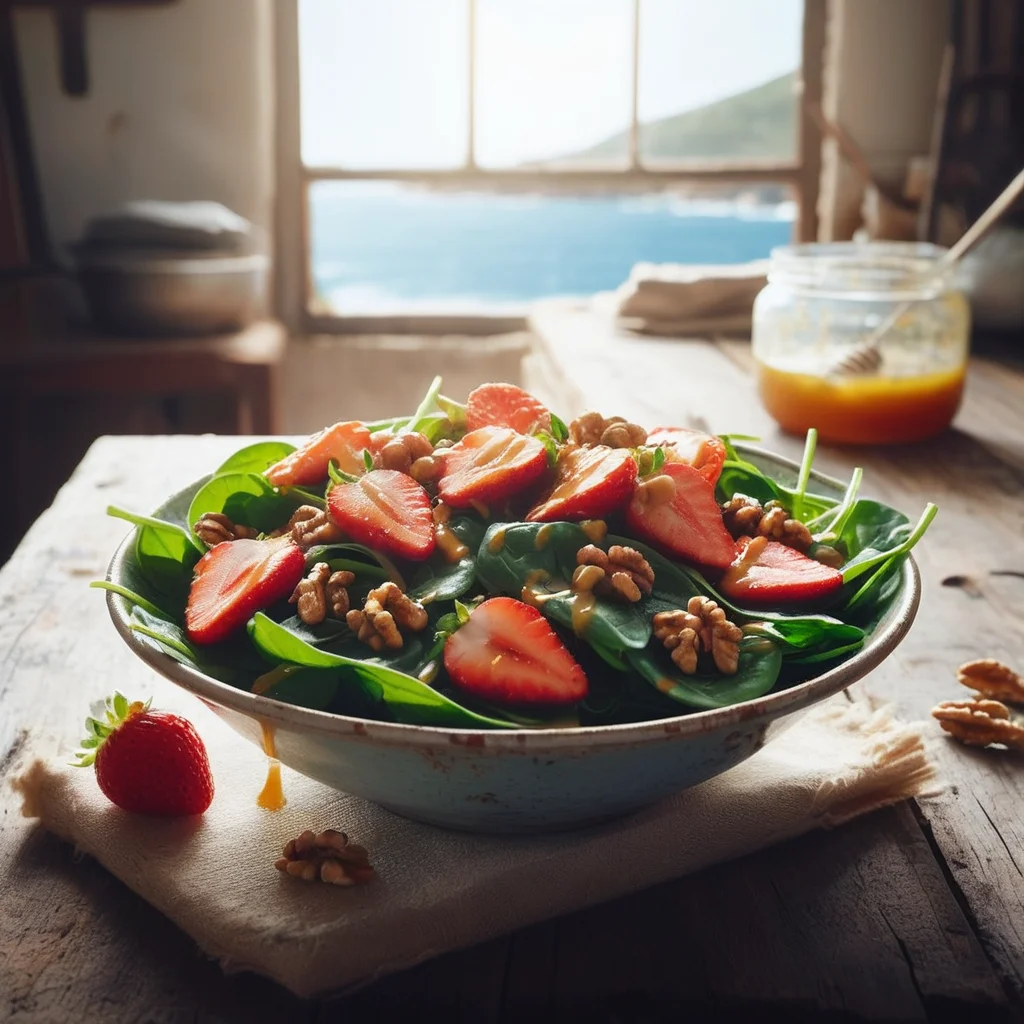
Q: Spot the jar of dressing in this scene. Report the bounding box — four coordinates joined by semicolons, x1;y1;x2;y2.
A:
751;242;970;444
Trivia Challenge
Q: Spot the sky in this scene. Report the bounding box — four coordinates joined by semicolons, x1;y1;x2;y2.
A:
299;0;803;169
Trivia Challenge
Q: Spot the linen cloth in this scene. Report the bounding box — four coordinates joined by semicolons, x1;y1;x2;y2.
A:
14;680;936;999
611;259;769;336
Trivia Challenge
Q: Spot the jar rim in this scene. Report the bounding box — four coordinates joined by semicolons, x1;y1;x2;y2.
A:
768;241;954;293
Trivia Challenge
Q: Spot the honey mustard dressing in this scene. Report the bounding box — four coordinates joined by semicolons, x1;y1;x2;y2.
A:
257;721;287;811
432;502;470;562
756;361;965;445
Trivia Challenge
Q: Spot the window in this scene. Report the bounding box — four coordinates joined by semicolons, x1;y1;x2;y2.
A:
277;0;824;332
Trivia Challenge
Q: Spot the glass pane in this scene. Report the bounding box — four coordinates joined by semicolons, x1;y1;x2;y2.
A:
299;0;469;169
638;0;802;163
475;0;633;168
309;181;794;312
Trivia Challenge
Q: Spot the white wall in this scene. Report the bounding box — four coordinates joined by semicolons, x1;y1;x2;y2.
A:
13;0;275;254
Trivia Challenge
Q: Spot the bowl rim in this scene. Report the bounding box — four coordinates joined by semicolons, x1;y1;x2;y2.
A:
105;445;921;753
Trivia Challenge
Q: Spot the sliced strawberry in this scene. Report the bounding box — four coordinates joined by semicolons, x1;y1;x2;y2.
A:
438;426;549;508
265;421;373;487
625;462;736;569
327;469;435;561
719;536;844;606
444;597;588;707
186;536;305;645
647;427;727;486
526;445;636;522
465;382;552;435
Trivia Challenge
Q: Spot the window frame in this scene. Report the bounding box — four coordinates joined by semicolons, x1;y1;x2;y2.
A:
274;0;825;335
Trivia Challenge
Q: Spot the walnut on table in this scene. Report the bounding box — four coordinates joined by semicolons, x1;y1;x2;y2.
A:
289;562;356;625
957;659;1024;704
568;412;647;449
274;829;375;887
346;581;428;651
653;596;743;676
572;544;654;603
931;698;1024;753
193;512;258;547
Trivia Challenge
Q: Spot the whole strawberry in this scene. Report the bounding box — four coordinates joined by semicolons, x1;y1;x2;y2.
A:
73;693;214;816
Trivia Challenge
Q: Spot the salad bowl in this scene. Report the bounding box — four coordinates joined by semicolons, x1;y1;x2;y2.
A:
104;444;921;834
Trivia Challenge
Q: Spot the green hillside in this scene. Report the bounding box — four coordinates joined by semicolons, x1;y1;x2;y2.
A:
565;71;797;162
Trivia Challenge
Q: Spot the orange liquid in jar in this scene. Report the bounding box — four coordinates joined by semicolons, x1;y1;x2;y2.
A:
756;361;965;445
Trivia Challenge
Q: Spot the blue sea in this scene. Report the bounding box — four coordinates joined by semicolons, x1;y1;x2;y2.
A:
310;182;794;312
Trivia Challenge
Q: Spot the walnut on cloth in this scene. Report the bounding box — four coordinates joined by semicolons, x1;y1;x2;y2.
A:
289;563;355;625
568;412;647;449
193;512;257;547
931;698;1024;753
652;596;743;675
289;505;345;548
571;544;654;603
275;829;375;887
346;581;428;651
957;659;1024;704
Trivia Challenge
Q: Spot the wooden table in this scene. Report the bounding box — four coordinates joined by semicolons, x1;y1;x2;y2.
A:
1;306;1022;1022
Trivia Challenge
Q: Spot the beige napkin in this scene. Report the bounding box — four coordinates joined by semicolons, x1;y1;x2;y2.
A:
612;260;769;336
13;680;936;999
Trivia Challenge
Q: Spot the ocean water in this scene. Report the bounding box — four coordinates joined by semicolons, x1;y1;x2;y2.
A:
310;182;794;311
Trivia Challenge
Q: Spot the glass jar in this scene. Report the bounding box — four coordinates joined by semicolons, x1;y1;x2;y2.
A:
751;242;970;444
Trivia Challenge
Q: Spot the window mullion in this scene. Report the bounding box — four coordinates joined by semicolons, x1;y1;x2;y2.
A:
467;0;477;170
629;0;640;169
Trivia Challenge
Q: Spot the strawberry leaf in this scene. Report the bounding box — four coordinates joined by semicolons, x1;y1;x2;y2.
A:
549;413;569;443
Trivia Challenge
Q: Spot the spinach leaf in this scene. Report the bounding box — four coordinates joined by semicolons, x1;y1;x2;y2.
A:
476;522;650;652
251;664;340;710
743;618;864;654
408;514;485;603
627;635;782;710
248;613;516;729
90;579;171;621
187;472;308;540
838;502;936;585
127;607;264;685
215;440;297;476
107;505;200;607
715;461;835;521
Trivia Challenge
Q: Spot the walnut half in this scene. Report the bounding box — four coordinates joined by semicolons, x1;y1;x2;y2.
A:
274;828;375;886
346;581;428;651
957;659;1024;704
568;412;647;449
289;563;356;625
193;512;257;547
653;596;743;675
932;698;1024;753
572;544;654;603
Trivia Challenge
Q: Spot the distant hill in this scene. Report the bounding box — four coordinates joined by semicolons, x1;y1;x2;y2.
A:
560;71;797;163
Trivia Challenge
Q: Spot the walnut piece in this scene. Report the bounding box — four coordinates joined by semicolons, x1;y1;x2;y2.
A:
346;581;428;651
810;544;845;569
720;494;814;554
931;699;1024;753
193;512;257;547
274;828;375;887
631;473;676;509
653;596;743;675
957;659;1024;704
289;505;345;548
289;563;355;625
572;544;654;603
568;412;647;449
378;431;434;474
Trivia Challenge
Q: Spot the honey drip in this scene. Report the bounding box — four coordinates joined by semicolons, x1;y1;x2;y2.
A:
257;721;287;811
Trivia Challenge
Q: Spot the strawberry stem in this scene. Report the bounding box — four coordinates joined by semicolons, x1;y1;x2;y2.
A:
70;692;150;767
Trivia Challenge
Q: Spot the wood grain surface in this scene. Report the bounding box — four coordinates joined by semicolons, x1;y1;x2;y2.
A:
2;313;1023;1022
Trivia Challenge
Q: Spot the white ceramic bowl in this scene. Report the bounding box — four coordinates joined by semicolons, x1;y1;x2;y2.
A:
105;449;920;833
